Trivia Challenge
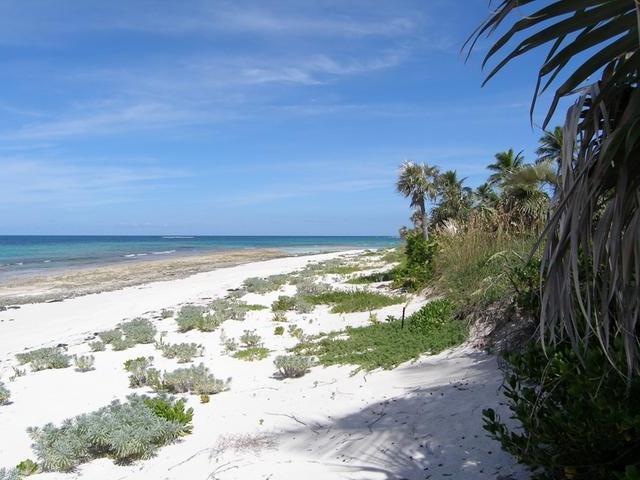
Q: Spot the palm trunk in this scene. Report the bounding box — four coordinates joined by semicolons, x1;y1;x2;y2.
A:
420;201;429;240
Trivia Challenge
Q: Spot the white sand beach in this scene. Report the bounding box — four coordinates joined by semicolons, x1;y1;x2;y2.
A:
0;250;526;480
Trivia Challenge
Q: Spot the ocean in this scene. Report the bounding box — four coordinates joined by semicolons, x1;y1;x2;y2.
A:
0;236;399;279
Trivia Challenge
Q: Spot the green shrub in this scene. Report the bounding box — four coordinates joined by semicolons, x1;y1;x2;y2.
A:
392;232;437;291
124;357;157;388
0;382;10;405
16;347;71;371
246;304;268;311
156;364;228;395
274;326;285;335
28;395;186;471
0;468;18;480
274;355;313;378
73;355;95;372
408;299;456;335
88;340;105;352
222;338;238;354
307;290;406;313
142;395;193;435
272;295;295;312
175;305;206;332
483;342;640;480
293;303;466;372
233;347;270;361
158;343;203;363
111;336;135;351
272;311;288;322
16;459;38;476
208;298;249;321
120;318;156;344
240;329;262;347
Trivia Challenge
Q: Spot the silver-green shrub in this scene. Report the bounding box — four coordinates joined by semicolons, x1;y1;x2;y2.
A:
199;311;224;332
98;328;122;344
120;318;156;344
239;329;262;348
242;275;288;294
208;298;249;321
124;357;157;388
295;278;331;297
28;395;185;472
88;340;105;352
158;343;203;363
274;355;313;378
175;305;206;332
73;355;95;372
156;364;228;395
0;468;18;480
16;347;71;371
294;296;314;313
0;382;10;405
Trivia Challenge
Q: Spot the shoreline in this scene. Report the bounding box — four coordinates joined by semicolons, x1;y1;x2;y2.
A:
0;248;291;307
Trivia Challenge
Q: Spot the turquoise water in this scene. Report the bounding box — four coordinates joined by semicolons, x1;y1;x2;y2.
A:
0;236;399;279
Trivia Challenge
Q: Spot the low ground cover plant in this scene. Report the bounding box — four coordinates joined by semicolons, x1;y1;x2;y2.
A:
16;459;38;476
271;295;296;312
274;326;285;335
242;275;288;294
73;355;95;372
0;382;10;405
274;355;313;378
16;347;71;372
233;347;270;361
158;342;203;363
293;300;465;372
272;311;288;322
306;290;406;314
28;394;190;472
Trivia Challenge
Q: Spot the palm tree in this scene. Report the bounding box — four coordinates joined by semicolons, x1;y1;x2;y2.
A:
535;126;563;165
431;170;473;227
396;161;439;240
487;149;524;187
474;182;499;210
467;0;640;376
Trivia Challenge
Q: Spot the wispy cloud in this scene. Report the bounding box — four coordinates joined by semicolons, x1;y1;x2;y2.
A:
0;158;190;206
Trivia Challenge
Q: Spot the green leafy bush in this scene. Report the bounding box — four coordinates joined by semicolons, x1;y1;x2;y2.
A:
0;382;10;405
156;364;228;395
233;347;270;361
15;459;38;476
28;395;186;471
88;340;105;352
307;290;406;313
142;395;193;435
73;355;95;372
392;231;437;291
408;299;456;334
272;295;295;312
274;326;285;335
240;329;262;347
293;303;465;372
483;343;640;480
158;342;203;363
16;347;71;371
274;355;313;378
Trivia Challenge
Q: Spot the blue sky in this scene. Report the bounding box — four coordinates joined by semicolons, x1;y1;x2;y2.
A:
0;0;559;235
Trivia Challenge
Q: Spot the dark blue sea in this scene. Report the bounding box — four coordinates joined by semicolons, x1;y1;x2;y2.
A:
0;236;399;279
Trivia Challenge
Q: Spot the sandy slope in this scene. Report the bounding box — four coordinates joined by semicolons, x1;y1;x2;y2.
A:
0;250;527;479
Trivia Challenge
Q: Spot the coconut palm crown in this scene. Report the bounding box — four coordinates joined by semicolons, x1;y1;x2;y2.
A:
396;161;439;240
